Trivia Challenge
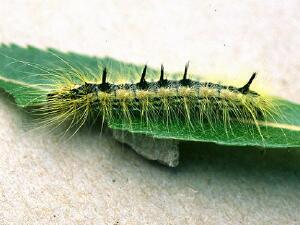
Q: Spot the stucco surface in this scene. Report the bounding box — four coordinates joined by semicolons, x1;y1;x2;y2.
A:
0;1;300;224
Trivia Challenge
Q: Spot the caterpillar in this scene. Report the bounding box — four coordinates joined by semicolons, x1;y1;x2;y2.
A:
33;60;277;140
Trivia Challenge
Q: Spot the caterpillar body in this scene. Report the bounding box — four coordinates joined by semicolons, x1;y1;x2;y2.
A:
40;62;276;138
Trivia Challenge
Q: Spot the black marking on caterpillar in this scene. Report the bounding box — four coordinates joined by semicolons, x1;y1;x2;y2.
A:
49;63;258;100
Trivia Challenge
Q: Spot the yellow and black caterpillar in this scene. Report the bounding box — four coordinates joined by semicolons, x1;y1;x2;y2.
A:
42;62;275;137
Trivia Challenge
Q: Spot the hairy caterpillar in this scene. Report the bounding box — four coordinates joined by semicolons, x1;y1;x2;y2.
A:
33;60;276;141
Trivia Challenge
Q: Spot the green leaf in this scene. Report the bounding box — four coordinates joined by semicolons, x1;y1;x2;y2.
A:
0;44;299;148
109;99;300;148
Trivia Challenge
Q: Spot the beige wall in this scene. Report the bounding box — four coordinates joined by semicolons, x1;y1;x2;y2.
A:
0;1;299;224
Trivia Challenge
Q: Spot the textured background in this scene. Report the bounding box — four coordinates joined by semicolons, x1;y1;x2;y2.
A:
0;0;300;224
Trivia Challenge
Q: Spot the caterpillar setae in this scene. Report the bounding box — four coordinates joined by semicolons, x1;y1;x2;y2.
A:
33;60;277;140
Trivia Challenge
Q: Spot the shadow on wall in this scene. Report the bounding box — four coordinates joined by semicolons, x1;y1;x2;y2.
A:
179;141;300;174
